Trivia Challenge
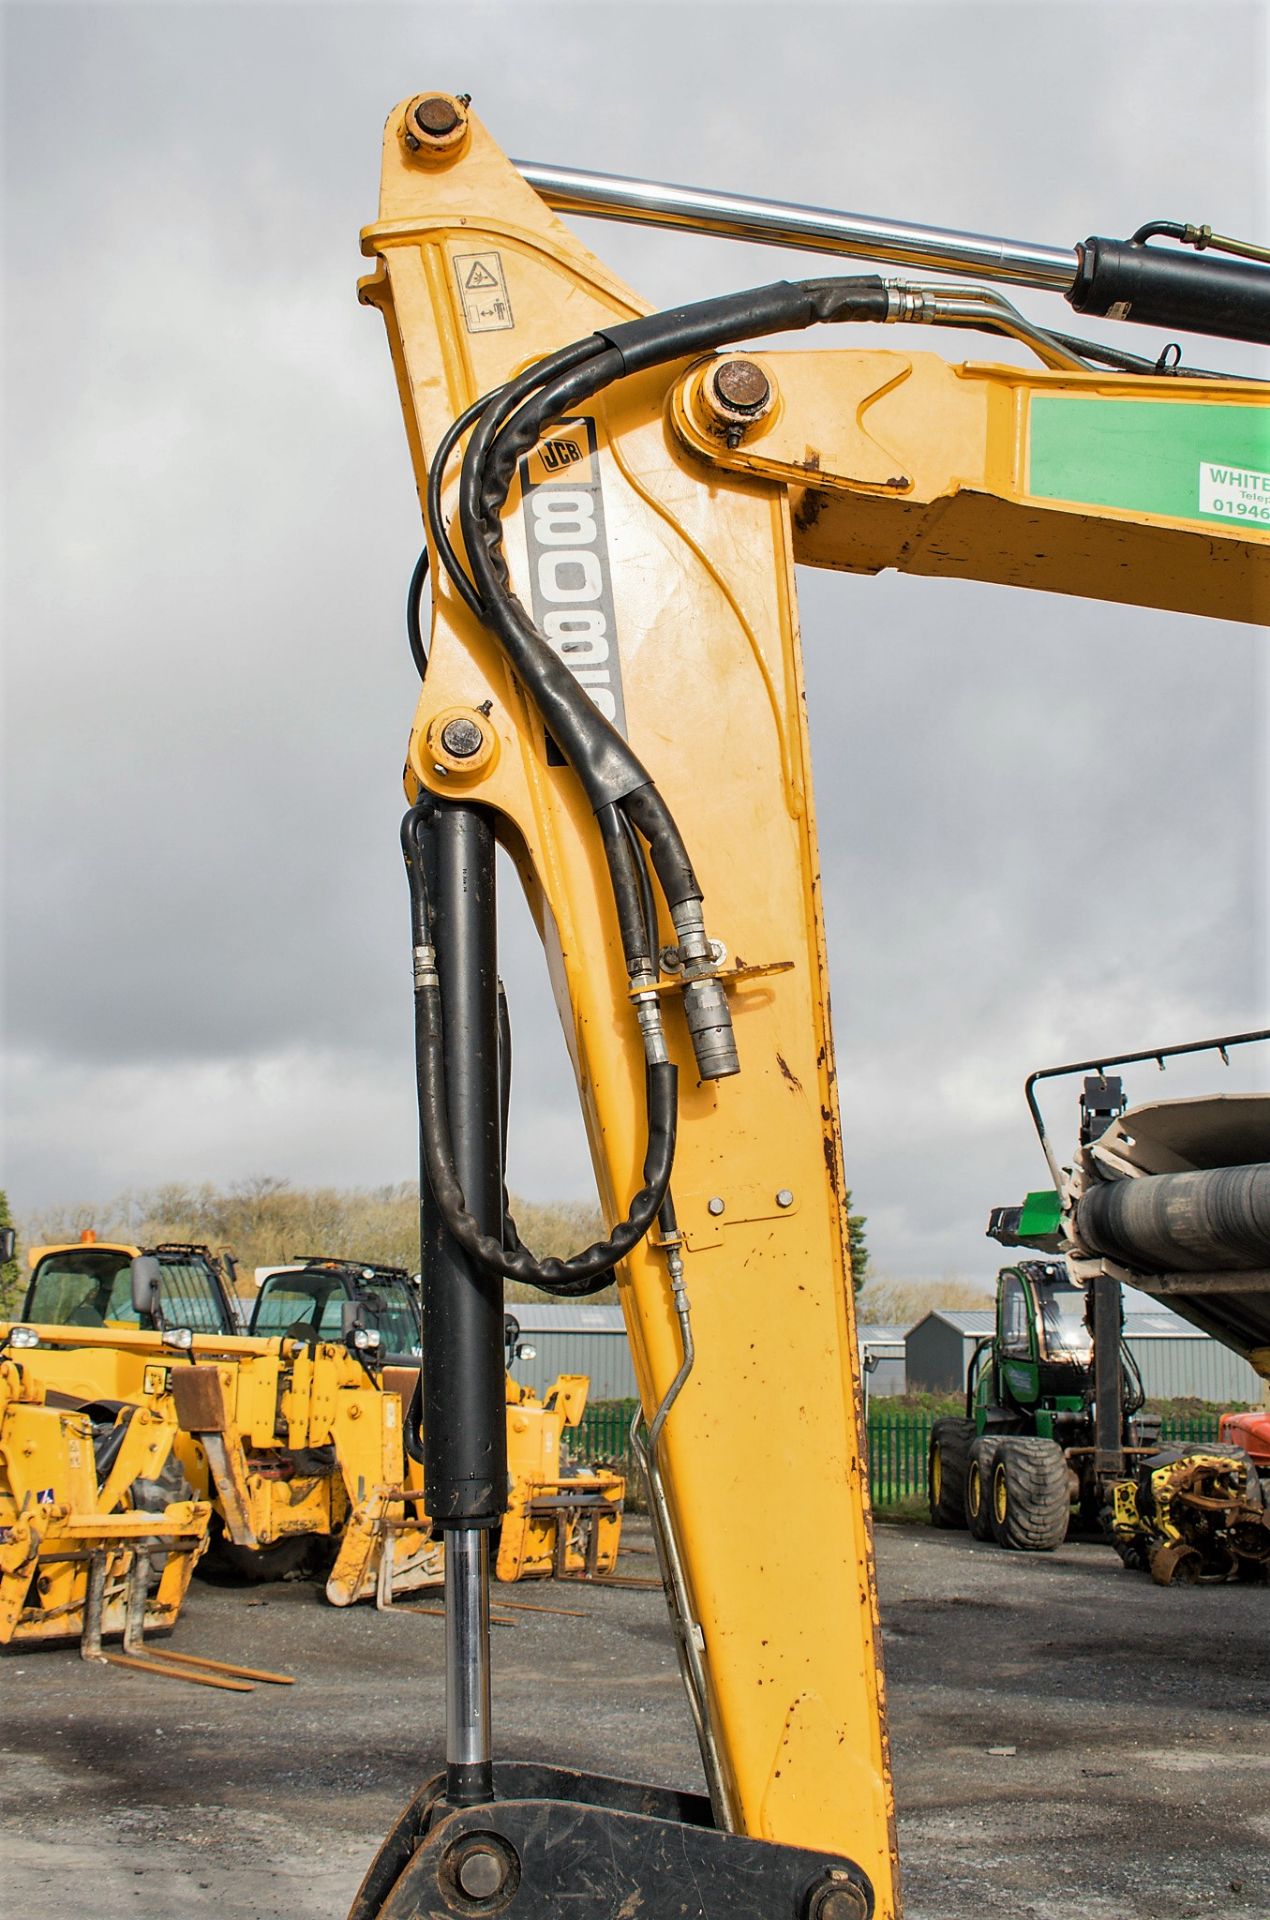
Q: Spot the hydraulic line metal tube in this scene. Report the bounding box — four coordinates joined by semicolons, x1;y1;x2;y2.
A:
516;160;1079;291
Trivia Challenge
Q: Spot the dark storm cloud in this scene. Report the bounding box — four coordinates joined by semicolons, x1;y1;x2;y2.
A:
2;2;1265;1276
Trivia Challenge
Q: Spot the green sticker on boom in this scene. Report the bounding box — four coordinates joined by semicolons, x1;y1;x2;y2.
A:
1028;394;1270;528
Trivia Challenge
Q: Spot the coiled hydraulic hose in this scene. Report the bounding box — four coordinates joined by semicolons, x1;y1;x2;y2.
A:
403;801;674;1295
411;275;892;1293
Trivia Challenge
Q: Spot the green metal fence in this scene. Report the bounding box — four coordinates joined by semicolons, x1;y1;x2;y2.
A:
864;1409;1224;1506
571;1402;1227;1508
1154;1413;1225;1446
866;1416;936;1507
571;1400;638;1473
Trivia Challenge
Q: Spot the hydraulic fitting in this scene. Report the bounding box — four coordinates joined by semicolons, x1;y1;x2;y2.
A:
631;968;670;1068
682;976;740;1080
671;901;740;1080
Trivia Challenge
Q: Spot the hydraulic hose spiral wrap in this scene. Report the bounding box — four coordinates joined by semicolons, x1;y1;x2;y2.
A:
409;275;891;1293
402;802;674;1296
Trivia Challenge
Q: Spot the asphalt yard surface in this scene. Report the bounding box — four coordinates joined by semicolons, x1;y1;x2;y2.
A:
2;1521;1265;1919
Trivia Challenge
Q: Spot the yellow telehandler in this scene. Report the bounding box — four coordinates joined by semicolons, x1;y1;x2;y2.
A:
7;1237;623;1615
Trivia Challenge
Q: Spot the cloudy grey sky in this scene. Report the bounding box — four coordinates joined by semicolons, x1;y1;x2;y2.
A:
2;0;1266;1278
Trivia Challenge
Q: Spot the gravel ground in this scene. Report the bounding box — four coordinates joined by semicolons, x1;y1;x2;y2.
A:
1;1521;1265;1919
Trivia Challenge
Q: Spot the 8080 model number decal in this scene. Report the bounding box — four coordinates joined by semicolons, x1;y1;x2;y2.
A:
519;417;628;742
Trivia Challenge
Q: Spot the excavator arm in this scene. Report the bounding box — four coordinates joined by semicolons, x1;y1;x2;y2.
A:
351;92;1268;1920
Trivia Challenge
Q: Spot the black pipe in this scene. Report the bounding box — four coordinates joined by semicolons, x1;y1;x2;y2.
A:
1078;1163;1270;1275
1068;238;1270;345
416;794;507;1527
1090;1273;1124;1483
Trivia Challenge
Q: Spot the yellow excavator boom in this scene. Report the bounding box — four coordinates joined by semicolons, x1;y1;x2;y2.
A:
349;92;1266;1920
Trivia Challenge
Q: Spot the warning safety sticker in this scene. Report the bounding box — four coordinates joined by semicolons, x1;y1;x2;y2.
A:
453;251;515;333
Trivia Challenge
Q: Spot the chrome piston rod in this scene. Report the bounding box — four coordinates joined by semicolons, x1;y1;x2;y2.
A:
516;160;1079;293
445;1527;493;1804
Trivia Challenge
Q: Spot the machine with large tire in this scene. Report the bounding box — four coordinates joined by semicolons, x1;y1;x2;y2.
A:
927;1254;1156;1553
930;1039;1270;1582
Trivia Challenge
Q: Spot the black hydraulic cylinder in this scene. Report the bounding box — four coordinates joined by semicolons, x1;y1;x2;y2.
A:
417;795;508;1526
1090;1272;1125;1483
1077;1163;1270;1275
1068;238;1270;345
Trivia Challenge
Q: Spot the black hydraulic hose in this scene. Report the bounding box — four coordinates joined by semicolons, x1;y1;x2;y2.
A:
405;278;891;1296
403;1369;426;1464
402;803;431;950
1047;330;1238;381
417;964;676;1290
458;276;890;902
1129;221;1191;248
597;802;653;971
493;985;527;1264
463;278;894;643
497;981;513;1159
1122;1342;1146;1418
460;345;654;820
619;806;659;962
425;390;498;617
406;544;429;679
496;962;618;1290
403;802;672;1294
424;350;607;618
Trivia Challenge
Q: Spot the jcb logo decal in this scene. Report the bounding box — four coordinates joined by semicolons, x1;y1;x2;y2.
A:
523;424;594;489
519;417;627;740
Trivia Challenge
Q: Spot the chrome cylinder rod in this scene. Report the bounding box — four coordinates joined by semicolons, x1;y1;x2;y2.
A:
516;160;1079;293
445;1526;493;1804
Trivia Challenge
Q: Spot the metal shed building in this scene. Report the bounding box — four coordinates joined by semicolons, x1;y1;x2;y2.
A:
905;1305;1265;1404
858;1325;907;1400
506;1304;637;1403
507;1307;909;1404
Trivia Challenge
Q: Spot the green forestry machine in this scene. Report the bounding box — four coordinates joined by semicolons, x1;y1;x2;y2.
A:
928;1031;1270;1584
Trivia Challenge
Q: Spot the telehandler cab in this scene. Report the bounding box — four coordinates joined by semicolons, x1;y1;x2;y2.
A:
251;1255;423;1360
23;1236;242;1336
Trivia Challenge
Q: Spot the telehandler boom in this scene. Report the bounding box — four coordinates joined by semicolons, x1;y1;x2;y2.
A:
350;92;1268;1920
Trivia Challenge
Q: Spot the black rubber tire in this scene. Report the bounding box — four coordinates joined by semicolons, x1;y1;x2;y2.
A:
965;1435;1004;1541
213;1534;320;1584
990;1436;1071;1552
928;1417;974;1529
